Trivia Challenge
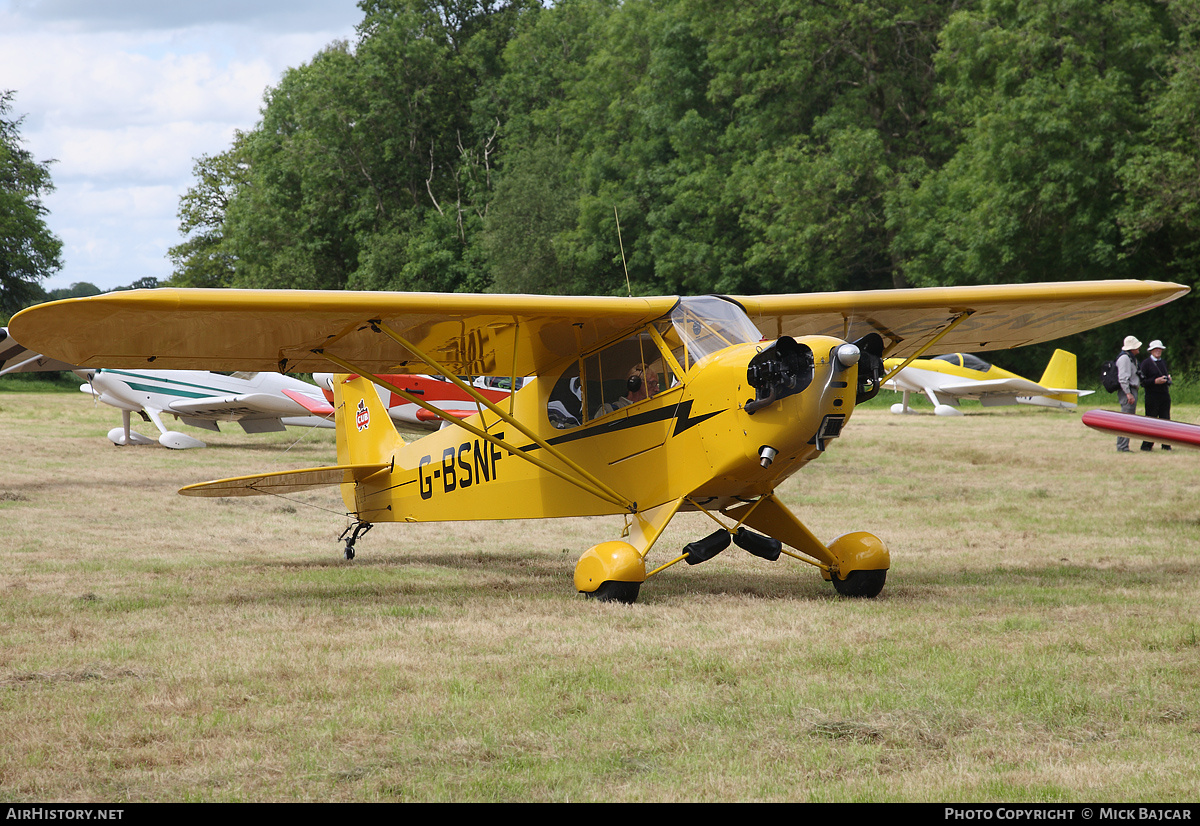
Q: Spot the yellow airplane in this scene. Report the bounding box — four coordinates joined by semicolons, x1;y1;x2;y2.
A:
9;280;1186;603
884;349;1093;416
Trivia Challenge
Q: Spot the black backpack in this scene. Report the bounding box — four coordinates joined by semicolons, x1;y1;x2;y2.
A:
1100;354;1122;393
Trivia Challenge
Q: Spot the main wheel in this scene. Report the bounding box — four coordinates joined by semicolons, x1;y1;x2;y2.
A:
587;580;641;604
832;568;886;598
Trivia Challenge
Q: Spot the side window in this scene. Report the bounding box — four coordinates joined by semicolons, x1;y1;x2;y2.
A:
584;332;674;420
545;331;677;429
547;361;583;430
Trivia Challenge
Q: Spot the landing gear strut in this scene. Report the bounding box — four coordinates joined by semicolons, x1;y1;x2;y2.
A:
339;521;373;560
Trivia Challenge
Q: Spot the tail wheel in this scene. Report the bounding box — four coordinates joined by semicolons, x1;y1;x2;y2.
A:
587;581;641;604
832;569;886;598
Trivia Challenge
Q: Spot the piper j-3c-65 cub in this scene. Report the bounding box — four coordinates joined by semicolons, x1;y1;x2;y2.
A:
9;280;1186;603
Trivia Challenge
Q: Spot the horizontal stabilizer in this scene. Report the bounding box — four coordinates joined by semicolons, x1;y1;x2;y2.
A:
179;462;392;498
414;408;474;422
281;388;335;416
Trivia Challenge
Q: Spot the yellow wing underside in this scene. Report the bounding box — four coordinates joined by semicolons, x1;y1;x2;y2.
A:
10;281;1187;377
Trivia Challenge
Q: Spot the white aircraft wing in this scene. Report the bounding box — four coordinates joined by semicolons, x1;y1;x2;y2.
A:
166;392;320;421
938;378;1094;399
937;377;1054;397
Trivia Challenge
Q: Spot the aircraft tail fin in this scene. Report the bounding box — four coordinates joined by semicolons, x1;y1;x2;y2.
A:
1038;349;1077;392
1025;349;1087;408
333;373;406;466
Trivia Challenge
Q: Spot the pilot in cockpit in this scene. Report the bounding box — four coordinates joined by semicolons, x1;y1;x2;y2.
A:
596;363;660;417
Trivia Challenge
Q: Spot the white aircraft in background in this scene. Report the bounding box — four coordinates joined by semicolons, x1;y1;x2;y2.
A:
884;348;1093;416
81;368;336;449
83;371;517;445
4;327;334;448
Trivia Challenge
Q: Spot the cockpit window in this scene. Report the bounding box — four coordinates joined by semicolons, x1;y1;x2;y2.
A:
932;353;991;372
547;331;676;429
583;332;673;420
666;296;763;367
545;296;761;430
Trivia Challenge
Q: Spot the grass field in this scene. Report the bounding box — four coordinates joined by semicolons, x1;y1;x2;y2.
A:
2;390;1198;802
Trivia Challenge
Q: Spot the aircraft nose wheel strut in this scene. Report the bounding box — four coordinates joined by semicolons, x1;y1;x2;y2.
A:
339;521;373;560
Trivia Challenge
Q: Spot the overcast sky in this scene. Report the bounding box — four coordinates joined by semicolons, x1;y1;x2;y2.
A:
1;0;364;292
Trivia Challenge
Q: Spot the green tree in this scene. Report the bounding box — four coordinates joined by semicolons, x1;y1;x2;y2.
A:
482;0;616;294
46;282;101;300
892;0;1175;287
488;0;960;296
176;1;535;293
167;134;250;287
221;41;365;290
699;0;958;293
0;90;63;314
1113;0;1200;373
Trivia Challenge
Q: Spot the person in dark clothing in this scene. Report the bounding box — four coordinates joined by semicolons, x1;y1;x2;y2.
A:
1139;339;1173;451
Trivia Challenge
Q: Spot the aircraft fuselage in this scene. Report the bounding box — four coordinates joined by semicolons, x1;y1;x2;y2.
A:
341;334;863;524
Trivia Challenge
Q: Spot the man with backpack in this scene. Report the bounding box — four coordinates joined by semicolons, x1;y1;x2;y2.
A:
1115;335;1142;452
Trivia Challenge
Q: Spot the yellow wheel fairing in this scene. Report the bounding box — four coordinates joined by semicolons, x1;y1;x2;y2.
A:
574;541;646;592
826;531;890;579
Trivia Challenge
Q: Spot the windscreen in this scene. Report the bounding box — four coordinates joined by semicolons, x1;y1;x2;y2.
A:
667;297;764;366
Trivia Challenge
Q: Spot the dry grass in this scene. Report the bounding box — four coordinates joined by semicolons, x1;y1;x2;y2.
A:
2;391;1199;802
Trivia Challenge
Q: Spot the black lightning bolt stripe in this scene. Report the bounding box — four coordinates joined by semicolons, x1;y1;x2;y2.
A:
518;399;725;454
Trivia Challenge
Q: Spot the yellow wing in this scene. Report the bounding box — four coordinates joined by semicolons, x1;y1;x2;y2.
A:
9;280;1187;375
735;280;1188;357
9;290;674;376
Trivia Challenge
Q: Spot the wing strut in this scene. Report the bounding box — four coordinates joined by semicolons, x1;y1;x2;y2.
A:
642;495;831;579
879;311;974;384
316;347;637;514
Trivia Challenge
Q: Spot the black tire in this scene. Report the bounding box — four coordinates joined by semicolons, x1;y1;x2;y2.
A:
832;569;886;598
587;580;641;604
